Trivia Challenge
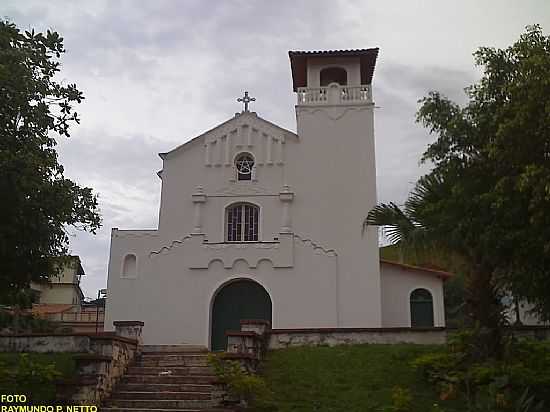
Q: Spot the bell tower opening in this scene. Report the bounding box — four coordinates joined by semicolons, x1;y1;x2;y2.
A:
320;67;347;86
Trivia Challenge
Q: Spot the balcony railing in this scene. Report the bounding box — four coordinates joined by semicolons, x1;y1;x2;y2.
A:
297;84;372;105
46;311;105;322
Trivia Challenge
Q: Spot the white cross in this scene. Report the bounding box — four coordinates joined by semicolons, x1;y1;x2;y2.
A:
237;91;256;112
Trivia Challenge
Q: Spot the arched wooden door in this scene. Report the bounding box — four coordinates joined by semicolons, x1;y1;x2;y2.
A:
211;279;272;351
410;288;434;327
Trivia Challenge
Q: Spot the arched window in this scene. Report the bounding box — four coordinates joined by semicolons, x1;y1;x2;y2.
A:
320;67;347;86
226;203;259;242
235;153;254;181
410;288;434;327
121;254;137;278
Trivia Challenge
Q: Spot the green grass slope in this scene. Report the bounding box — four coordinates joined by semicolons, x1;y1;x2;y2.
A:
262;344;462;412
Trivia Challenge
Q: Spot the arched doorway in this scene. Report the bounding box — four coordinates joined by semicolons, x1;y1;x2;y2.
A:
410;288;434;327
211;279;272;351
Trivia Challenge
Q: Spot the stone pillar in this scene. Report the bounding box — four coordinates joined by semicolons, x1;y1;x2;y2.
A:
240;319;271;336
279;185;294;233
192;185;207;233
113;321;144;345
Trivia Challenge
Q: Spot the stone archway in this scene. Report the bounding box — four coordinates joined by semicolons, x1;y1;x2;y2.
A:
211;279;272;351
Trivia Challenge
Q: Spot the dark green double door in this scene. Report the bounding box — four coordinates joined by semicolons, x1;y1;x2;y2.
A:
211;280;272;351
410;288;434;327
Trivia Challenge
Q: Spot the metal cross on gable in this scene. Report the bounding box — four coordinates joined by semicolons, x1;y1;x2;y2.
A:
237;91;256;112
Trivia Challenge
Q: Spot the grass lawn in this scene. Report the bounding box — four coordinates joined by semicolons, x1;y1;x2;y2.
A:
261;344;463;412
0;352;77;402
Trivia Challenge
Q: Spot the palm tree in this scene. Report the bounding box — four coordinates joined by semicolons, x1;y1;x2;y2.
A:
364;173;506;359
363;174;447;264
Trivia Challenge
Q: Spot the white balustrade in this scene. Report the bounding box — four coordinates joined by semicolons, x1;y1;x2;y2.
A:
297;85;372;105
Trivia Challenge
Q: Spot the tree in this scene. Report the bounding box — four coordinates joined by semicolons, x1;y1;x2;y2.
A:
0;20;101;301
365;25;550;356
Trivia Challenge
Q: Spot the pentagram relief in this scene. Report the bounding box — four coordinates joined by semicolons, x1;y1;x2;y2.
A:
235;152;254;181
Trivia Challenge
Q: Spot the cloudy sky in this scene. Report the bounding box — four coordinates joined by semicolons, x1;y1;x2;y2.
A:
4;1;549;298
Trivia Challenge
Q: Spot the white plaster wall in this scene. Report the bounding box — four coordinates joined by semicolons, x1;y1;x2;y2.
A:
105;108;382;342
105;231;338;346
380;263;445;327
514;301;549;326
287;104;381;327
157;113;291;241
105;57;384;344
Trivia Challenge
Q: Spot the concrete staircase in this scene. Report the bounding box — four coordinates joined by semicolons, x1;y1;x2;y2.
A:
101;345;233;412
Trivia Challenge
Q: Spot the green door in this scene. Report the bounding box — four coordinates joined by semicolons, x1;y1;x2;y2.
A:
410;288;434;327
211;280;272;351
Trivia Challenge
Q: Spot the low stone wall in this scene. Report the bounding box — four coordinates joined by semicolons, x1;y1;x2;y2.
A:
268;327;448;349
510;325;550;341
267;326;550;350
69;334;139;403
0;321;144;405
0;334;92;353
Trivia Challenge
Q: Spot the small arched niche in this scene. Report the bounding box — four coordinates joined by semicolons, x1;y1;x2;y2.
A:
121;254;137;278
320;67;347;86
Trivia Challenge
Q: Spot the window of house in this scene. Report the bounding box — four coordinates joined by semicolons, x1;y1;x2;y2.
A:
410;288;434;327
226;203;259;242
320;67;347;86
235;153;254;181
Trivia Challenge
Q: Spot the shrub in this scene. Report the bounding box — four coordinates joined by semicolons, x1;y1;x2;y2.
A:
390;386;413;412
208;353;275;411
412;331;550;410
0;354;62;402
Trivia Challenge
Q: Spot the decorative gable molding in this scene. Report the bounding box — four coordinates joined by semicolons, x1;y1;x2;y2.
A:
210;183;276;197
203;113;293;168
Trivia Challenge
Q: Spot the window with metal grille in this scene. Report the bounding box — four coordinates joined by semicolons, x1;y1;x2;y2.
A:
226;203;259;242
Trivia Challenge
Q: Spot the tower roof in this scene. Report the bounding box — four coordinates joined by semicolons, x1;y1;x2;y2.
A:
288;48;379;91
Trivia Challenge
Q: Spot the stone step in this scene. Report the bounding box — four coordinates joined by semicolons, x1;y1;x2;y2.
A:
141;345;208;354
136;355;209;367
121;375;219;385
100;409;200;412
105;399;217;410
126;366;215;376
101;408;233;412
139;353;209;359
116;383;213;393
112;391;211;401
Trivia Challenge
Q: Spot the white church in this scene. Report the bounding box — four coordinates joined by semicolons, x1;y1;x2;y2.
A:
105;49;449;350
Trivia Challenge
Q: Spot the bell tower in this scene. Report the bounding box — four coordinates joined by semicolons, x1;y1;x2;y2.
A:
286;48;382;327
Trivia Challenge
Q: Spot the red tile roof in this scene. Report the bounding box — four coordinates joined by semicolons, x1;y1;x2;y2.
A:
288;48;379;91
32;304;75;316
380;259;453;280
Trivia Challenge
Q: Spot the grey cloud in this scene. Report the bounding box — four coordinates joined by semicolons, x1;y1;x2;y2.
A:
373;63;476;206
4;0;547;298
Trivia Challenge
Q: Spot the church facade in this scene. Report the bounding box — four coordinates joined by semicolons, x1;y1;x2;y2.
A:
105;49;448;349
